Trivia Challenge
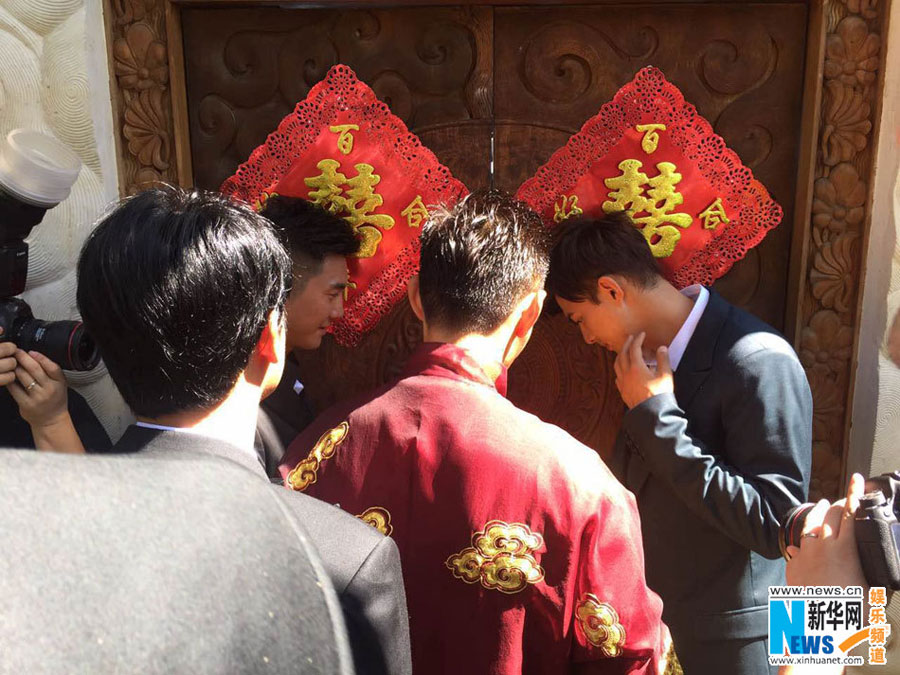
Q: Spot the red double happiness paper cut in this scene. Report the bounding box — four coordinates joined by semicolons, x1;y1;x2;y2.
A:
221;65;467;346
516;66;783;288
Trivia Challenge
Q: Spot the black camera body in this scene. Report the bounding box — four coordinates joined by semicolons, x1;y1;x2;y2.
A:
854;472;900;590
0;131;98;372
782;471;900;590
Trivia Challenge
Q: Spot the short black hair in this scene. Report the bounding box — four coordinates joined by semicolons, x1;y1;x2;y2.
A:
418;190;551;336
76;185;291;418
547;211;661;302
260;195;359;283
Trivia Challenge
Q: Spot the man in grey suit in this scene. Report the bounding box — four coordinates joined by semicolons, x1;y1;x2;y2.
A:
75;186;411;675
0;449;354;674
548;212;812;674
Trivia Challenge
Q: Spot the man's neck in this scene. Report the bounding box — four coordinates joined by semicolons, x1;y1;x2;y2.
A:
422;328;509;382
137;381;261;451
639;283;697;351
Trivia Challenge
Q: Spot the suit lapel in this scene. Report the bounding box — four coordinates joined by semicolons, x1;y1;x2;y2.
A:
115;425;268;479
673;290;729;411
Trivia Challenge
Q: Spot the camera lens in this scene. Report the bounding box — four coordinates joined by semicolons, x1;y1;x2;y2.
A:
780;502;817;558
12;318;99;371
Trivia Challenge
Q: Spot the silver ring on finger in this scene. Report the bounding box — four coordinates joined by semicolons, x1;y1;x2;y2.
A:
26;380;37;392
800;532;819;539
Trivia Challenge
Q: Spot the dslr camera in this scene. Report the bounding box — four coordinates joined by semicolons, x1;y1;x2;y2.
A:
781;471;900;590
0;129;98;371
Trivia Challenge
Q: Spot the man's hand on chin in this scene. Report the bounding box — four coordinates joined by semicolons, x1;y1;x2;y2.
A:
613;332;674;409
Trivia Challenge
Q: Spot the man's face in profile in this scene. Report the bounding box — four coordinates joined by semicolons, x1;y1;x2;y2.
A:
285;254;349;351
555;278;642;354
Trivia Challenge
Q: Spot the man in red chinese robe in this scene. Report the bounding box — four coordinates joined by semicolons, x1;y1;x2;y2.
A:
280;191;669;674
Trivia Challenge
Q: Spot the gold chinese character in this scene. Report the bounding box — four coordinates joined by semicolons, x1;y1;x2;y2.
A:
602;159;692;258
869;607;887;624
636;123;667;154
343;280;357;301
699;197;729;230
869;587;887;606
869;646;886;665
343;163;396;257
869;626;887;646
306;159;349;212
329;124;360;155
401;195;429;228
304;160;396;258
554;194;583;223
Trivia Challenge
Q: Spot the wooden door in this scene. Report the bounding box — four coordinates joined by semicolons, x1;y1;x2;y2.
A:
182;3;808;459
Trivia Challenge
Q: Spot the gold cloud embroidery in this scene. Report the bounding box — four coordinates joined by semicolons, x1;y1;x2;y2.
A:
575;593;626;657
446;520;545;594
286;422;349;491
356;506;393;536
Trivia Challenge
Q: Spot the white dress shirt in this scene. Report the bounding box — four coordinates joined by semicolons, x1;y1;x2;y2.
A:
666;284;710;371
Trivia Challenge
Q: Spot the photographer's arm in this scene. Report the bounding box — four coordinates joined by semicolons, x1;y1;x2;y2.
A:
5;347;85;453
776;476;866;675
785;473;865;588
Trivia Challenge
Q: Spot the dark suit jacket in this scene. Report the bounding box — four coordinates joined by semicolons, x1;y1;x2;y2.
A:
611;290;812;671
256;355;317;481
114;425;412;675
0;448;353;674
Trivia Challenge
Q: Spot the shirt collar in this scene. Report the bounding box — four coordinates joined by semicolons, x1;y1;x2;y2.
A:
134;421;262;471
402;343;508;397
667;285;710;371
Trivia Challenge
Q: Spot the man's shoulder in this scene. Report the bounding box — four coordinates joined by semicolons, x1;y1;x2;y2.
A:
714;297;801;370
485;402;633;508
274;486;392;590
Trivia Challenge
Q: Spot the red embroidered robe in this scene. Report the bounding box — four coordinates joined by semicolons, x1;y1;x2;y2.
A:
280;343;668;674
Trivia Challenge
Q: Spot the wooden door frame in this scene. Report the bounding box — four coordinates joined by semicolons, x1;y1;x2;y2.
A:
103;0;891;498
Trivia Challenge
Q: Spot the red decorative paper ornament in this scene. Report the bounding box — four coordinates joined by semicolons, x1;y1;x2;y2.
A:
516;66;783;288
221;65;467;346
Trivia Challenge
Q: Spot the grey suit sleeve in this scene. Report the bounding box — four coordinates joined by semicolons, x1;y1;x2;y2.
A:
620;348;812;559
342;536;412;675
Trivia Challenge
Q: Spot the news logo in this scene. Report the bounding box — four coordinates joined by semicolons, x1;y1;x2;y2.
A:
768;586;890;667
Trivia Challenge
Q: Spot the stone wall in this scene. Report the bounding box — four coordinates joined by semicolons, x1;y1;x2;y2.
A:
0;0;129;441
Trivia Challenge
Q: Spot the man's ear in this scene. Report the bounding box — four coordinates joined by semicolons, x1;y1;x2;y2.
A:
256;309;283;364
407;275;425;322
514;289;546;338
597;276;625;304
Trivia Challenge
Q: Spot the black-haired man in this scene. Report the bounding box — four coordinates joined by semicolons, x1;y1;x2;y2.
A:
77;186;411;675
280;191;669;674
548;212;812;675
255;195;360;479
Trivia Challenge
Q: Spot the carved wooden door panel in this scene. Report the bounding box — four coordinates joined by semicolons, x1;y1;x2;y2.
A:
182;3;808;460
495;3;809;457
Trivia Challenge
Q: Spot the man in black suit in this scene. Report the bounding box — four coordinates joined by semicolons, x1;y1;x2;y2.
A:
255;195;359;480
0;449;353;674
76;186;411;675
548;213;812;674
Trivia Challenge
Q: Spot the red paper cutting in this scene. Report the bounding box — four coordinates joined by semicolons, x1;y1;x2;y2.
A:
221;65;467;346
516;66;783;288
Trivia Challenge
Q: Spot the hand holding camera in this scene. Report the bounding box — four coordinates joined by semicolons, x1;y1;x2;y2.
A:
2;342;69;424
785;474;867;588
0;340;83;453
782;472;900;590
